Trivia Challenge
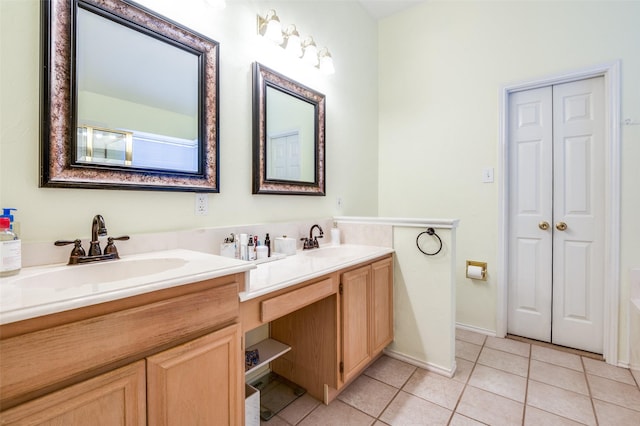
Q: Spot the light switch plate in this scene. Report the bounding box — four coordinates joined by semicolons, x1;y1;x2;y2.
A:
482;167;494;183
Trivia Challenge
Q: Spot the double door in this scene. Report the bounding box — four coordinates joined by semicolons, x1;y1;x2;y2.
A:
507;77;604;354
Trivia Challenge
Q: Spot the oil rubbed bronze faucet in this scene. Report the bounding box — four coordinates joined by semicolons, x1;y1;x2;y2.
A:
301;224;324;250
55;215;130;265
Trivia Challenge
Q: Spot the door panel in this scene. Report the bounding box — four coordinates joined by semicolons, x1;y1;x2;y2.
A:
552;78;604;353
508;87;553;342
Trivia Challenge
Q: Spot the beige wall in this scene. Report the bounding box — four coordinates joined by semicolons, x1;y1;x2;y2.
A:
0;0;379;242
378;1;640;364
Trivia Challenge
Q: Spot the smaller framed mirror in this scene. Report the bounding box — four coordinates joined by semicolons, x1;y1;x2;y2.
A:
252;63;325;195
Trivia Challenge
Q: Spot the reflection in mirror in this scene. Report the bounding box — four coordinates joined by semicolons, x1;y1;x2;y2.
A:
76;6;199;173
266;86;315;182
253;63;326;195
41;0;219;191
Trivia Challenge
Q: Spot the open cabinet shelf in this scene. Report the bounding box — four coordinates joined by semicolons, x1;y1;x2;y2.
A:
245;338;291;376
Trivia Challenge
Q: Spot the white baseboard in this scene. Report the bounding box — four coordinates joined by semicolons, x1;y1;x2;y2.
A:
455;322;497;337
383;349;456;378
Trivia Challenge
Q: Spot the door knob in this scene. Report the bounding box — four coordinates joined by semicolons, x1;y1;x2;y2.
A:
556;222;568;231
538;221;550;230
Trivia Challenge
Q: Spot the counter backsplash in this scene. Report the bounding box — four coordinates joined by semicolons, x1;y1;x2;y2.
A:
20;218;394;268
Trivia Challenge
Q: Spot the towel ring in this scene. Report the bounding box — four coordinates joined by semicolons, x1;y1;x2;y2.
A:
416;227;443;256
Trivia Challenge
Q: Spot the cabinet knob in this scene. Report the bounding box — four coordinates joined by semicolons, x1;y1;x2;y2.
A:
556;222;568;231
538;221;550;230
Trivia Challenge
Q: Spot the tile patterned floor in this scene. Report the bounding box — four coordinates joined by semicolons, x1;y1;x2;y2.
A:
261;329;640;425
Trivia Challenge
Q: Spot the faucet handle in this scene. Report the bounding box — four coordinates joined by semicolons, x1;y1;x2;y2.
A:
55;239;86;258
300;237;311;250
104;235;130;257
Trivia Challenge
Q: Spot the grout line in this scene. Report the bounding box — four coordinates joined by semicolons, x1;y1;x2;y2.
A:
582;355;600;426
446;336;487;425
521;341;532;426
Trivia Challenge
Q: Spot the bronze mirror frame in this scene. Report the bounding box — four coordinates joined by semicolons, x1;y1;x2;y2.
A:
252;62;326;195
40;0;220;192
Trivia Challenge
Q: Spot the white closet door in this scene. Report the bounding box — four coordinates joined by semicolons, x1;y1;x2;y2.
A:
507;86;554;342
551;77;605;353
507;77;605;353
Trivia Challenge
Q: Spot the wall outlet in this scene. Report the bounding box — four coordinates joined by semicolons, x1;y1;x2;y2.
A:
195;193;208;215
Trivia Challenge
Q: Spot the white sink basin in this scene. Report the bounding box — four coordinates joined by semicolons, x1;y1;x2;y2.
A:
243;244;395;301
13;257;189;289
0;249;254;325
302;245;374;259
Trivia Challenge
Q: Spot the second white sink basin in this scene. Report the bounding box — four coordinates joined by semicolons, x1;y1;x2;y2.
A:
302;245;375;259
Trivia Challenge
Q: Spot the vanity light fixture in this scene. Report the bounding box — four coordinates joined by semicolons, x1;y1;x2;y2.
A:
282;25;302;58
257;9;283;44
317;47;335;75
301;36;319;66
257;10;334;73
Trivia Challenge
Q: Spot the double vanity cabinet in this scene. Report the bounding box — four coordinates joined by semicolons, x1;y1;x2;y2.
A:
0;247;393;425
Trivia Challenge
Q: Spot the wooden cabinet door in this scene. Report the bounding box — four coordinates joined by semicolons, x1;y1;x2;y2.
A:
371;257;394;355
340;265;371;383
0;361;145;426
146;323;242;426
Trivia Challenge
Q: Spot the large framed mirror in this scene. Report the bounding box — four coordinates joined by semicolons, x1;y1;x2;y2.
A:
41;0;219;191
252;63;325;195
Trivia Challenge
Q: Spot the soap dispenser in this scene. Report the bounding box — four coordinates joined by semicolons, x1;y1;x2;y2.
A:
1;208;19;237
331;222;341;246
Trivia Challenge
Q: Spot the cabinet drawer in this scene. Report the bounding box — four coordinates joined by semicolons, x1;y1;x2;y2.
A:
261;277;336;322
0;280;238;408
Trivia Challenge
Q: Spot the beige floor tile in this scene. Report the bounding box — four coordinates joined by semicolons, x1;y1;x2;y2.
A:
524;406;585;426
456;385;524;426
530;345;583;372
468;364;527;403
477;346;529;377
403;368;465;410
484;336;530;358
455;328;487;346
456;340;482;362
379;391;452;425
298;400;374;426
449;413;485;426
338;375;398;418
593;399;640;426
364;355;417;389
261;415;291;425
588;374;640;411
277;394;320;425
583;357;636;385
527;380;596;426
529;359;589;395
452;358;474;384
632;368;640;385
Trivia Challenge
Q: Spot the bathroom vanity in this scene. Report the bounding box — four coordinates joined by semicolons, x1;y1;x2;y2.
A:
0;245;394;425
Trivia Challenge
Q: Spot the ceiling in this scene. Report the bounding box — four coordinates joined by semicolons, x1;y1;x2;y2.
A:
358;0;427;19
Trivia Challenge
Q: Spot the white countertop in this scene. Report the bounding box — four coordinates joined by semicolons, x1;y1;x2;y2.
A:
239;244;394;302
0;249;254;325
0;245;394;325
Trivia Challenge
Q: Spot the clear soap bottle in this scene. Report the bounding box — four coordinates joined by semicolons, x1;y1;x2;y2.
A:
0;217;21;277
